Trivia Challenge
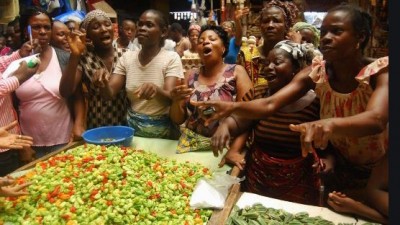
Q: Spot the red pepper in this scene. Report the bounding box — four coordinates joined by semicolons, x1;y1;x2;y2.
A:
70;206;76;213
96;155;106;160
106;200;113;206
61;214;70;220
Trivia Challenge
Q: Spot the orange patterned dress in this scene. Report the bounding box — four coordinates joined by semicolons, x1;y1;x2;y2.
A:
311;56;388;190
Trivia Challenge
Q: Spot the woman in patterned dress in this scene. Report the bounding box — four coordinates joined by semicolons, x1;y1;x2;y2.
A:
59;10;129;139
170;25;252;154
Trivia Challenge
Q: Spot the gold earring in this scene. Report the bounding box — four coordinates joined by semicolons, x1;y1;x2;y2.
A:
356;42;360;49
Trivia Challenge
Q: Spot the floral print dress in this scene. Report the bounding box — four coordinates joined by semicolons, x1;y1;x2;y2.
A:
176;64;238;153
310;56;389;190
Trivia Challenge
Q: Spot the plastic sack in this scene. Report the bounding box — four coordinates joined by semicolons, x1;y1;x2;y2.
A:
190;172;244;209
54;10;85;23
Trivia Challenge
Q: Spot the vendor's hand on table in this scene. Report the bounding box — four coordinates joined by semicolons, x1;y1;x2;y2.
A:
92;68;110;88
18;146;36;164
289;119;334;157
0;177;31;197
134;83;158;100
219;150;246;170
327;191;360;214
190;100;235;126
71;123;86;141
67;29;86;56
211;123;231;157
0;121;33;149
170;84;194;102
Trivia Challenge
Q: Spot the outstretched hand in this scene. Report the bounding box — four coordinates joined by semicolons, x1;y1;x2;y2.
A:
190;100;236;126
289;119;334;157
211;122;231;156
0;121;33;149
219;150;246;171
170;84;194;102
0;177;31;197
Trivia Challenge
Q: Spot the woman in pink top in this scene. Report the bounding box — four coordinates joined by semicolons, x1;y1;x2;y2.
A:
15;7;73;158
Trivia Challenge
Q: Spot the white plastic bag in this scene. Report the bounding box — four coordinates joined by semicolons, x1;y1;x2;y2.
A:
190;172;244;209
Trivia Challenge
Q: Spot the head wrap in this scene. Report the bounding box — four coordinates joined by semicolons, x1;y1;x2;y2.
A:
188;24;201;34
262;0;299;31
274;40;317;69
292;22;320;47
247;36;257;45
81;9;111;31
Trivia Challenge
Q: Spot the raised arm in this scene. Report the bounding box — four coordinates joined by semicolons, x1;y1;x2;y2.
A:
290;68;388;154
233;7;249;47
59;31;86;98
191;65;314;124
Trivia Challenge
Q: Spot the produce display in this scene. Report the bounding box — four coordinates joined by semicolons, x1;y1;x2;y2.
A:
226;204;377;225
0;144;213;225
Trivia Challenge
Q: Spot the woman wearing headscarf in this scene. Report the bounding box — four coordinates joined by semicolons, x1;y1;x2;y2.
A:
181;24;202;76
215;40;321;205
60;10;129;139
250;0;299;86
292;21;320;47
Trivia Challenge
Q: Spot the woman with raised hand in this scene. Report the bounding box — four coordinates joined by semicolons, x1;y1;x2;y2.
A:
15;6;73;158
94;9;184;139
192;3;388;200
59;10;129;140
170;25;252;154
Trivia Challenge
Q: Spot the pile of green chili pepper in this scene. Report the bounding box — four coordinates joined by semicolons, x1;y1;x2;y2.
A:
0;144;213;225
226;203;378;225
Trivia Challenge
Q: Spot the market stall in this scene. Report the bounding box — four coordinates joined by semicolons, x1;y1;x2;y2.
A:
6;137;379;225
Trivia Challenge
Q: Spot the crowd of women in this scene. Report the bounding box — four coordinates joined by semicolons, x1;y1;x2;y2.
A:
0;1;388;223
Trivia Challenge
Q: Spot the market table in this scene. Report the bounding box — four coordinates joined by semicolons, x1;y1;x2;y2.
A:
10;137;378;225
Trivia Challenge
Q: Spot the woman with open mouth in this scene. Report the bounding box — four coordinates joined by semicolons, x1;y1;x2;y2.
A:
169;25;252;154
86;9;184;140
59;9;129;140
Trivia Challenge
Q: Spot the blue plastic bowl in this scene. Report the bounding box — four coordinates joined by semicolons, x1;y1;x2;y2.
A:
82;126;135;147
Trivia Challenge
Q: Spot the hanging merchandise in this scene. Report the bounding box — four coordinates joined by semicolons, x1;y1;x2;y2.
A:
54;10;86;23
0;0;19;24
221;0;226;22
47;0;61;13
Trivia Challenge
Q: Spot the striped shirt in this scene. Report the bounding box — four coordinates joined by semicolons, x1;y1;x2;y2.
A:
0;51;22;152
113;49;184;116
244;84;320;157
